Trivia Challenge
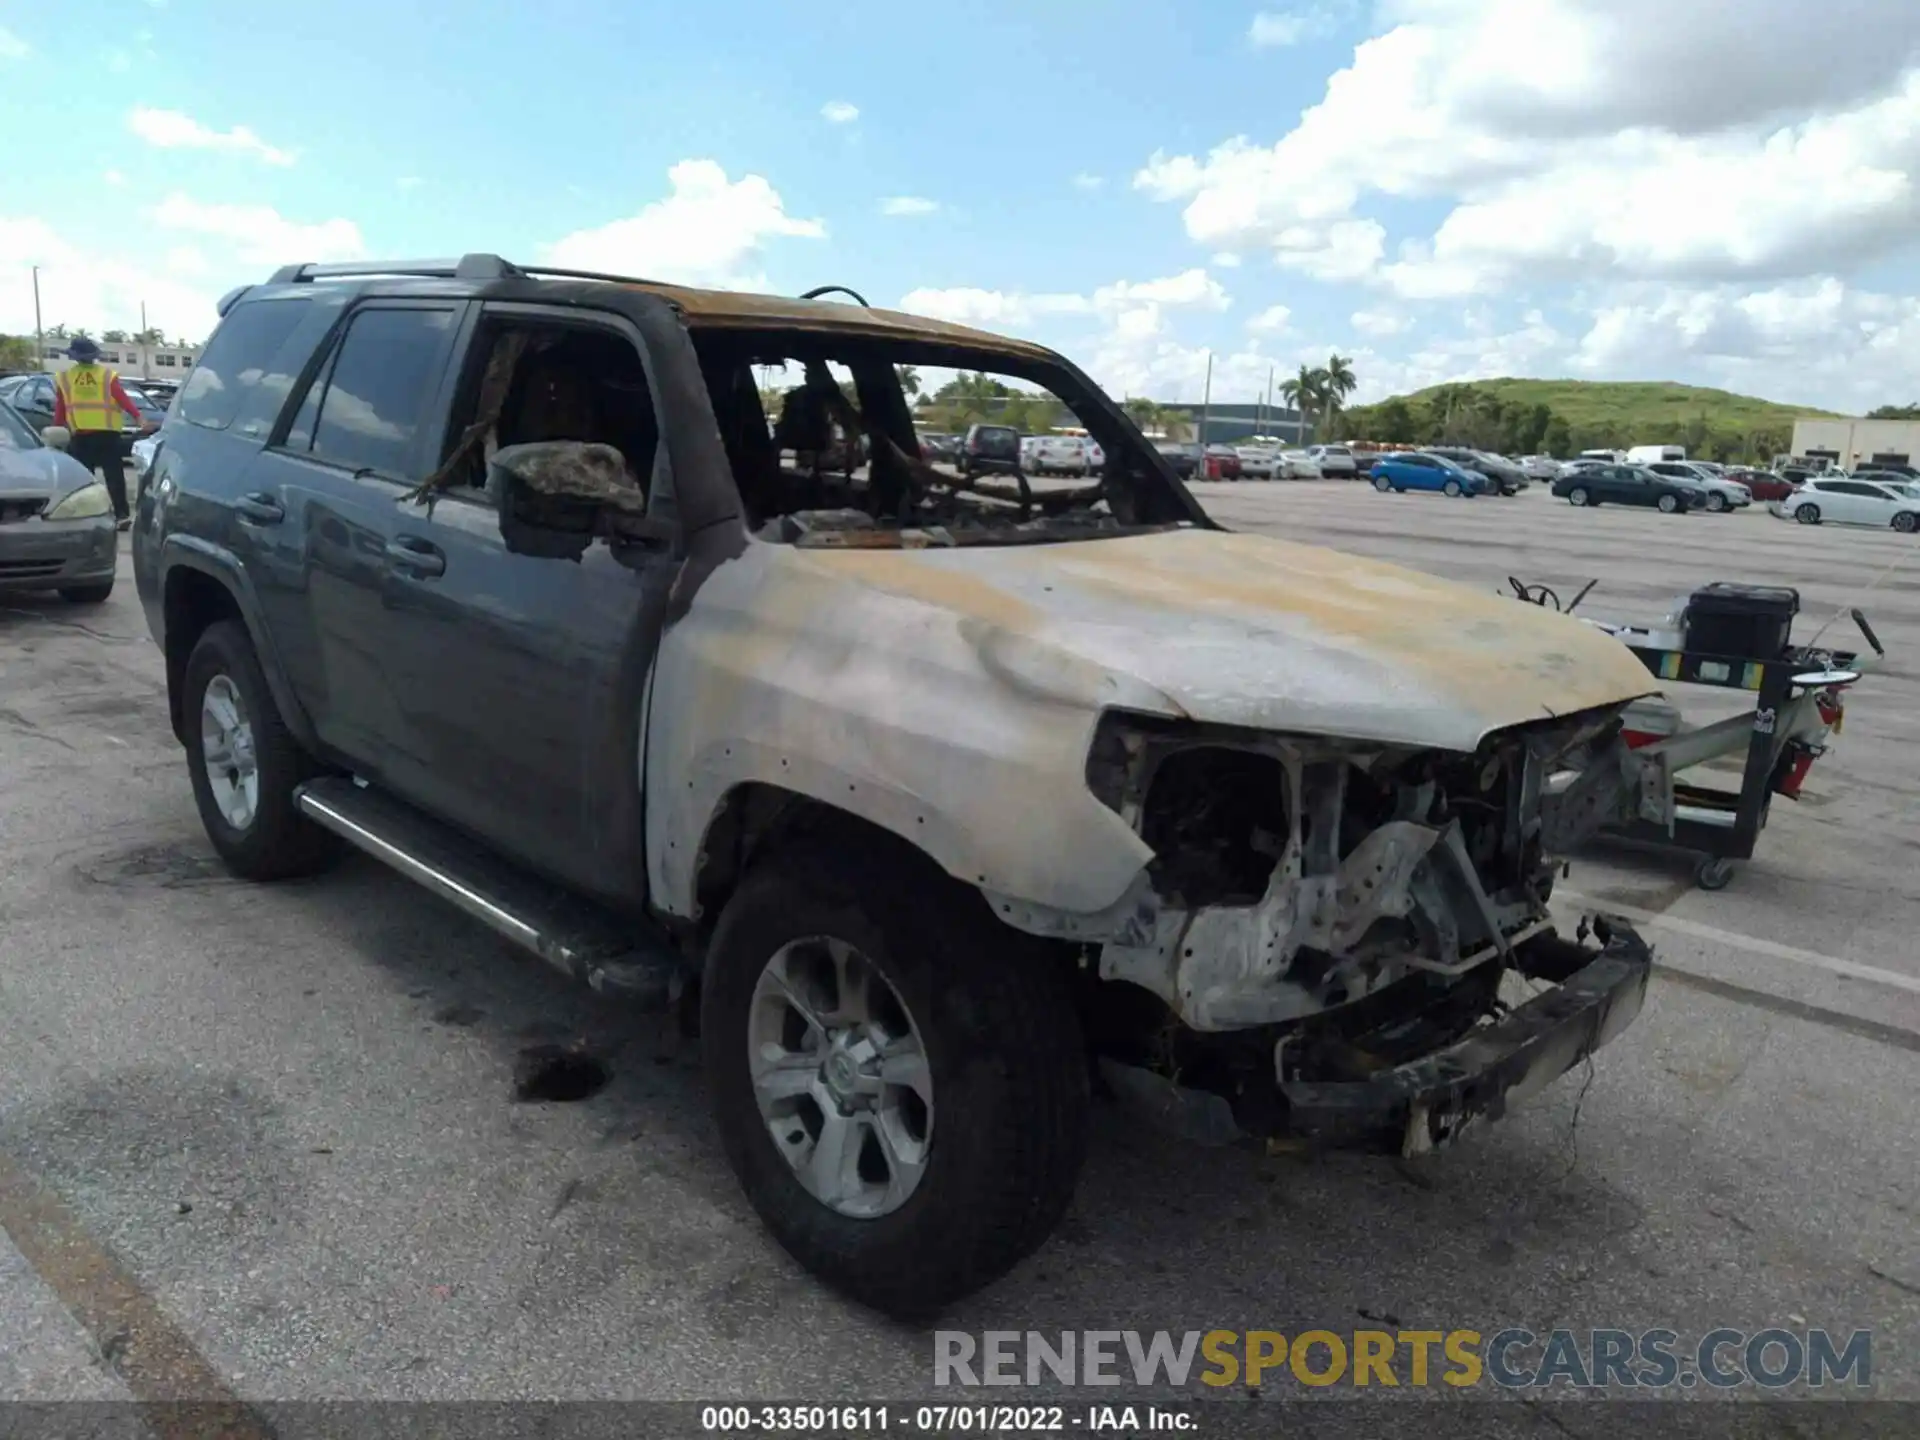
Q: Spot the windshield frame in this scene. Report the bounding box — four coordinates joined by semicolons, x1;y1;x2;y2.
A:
0;399;42;450
685;325;1218;541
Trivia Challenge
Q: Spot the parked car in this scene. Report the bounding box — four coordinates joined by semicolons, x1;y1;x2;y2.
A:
1278;450;1322;479
1725;467;1795;502
0;372;163;457
1428;447;1529;496
961;422;1024;477
1519;455;1563;480
1085;439;1104;471
1369;451;1489;497
1029;434;1090;476
0;399;120;602
1305;443;1358;478
1235;444;1280;478
1854;461;1918;479
1643;461;1750;512
1551;463;1697;513
1773;476;1920;531
916;432;961;464
1204;443;1242;480
1153;440;1201;479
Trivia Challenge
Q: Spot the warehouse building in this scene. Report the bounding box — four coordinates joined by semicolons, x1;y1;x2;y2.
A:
1790;418;1920;471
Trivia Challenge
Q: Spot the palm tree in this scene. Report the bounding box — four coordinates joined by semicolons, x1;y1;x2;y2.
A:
70;327;94;342
44;323;69;340
896;365;921;401
102;329;129;343
1280;364;1326;443
1323;354;1357;415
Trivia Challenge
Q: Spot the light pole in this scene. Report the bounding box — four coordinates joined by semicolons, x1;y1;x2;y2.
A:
1197;351;1213;450
32;265;45;372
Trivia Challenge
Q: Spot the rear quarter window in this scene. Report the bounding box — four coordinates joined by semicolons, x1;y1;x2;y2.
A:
175;297;314;434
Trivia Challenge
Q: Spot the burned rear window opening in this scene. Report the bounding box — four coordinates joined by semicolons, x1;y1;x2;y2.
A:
686;327;1209;549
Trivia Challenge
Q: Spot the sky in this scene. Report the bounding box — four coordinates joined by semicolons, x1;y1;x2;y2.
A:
3;0;1920;414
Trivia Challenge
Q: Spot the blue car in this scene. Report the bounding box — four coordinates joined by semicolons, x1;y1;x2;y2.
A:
1369;451;1488;497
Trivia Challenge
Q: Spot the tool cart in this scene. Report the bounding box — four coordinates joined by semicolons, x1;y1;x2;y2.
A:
1510;580;1886;891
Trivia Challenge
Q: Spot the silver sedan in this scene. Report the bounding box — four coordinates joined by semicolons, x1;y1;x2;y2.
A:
0;406;120;603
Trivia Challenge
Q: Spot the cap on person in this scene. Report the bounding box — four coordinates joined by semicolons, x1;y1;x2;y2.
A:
68;336;102;362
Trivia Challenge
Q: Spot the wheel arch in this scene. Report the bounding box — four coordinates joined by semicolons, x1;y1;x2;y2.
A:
160;540;315;751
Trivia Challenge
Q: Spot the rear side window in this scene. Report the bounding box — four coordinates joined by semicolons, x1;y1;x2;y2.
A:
287;308;456;478
176;298;311;432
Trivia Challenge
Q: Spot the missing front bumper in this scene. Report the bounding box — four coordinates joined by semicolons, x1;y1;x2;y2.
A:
1279;917;1653;1155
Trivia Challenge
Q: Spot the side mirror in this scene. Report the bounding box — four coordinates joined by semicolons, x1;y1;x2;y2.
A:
484;440;674;561
42;425;71;451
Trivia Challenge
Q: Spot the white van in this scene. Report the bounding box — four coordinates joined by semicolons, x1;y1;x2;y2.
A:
1579;448;1625;463
1626;444;1686;465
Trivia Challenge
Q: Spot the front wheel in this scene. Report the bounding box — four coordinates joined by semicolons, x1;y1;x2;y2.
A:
1795;503;1821;525
1706;493;1726;513
1372;474;1391;492
1894;512;1918;533
1442;479;1462;497
702;844;1090;1319
1568;487;1590;507
1657;493;1680;513
182;620;343;881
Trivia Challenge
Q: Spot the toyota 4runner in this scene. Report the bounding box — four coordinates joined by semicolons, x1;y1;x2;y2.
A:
134;254;1670;1318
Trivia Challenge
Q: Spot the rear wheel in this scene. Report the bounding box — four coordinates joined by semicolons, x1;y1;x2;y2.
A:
703;843;1090;1319
1568;487;1590;507
1442;479;1462;497
1795;502;1821;525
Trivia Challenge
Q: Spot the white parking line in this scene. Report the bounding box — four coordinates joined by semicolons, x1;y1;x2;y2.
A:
1559;891;1920;996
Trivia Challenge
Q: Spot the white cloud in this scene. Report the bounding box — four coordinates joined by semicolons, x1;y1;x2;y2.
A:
104;169;126;187
1212;252;1243;268
1249;7;1347;48
0;26;28;59
151;193;365;265
396;176;423;191
880;196;939;217
1351;307;1412;336
164;245;212;276
0;217;219;339
128;107;296;165
1247;304;1292;333
1139;1;1920;296
1071;172;1104;190
897;287;1092;329
821;100;859;124
545;159;824;290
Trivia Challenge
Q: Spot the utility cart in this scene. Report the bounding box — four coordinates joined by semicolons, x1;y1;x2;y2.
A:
1509;580;1886;890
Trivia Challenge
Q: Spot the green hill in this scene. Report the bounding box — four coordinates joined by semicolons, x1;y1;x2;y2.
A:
1395;378;1838;435
1341;378;1840;461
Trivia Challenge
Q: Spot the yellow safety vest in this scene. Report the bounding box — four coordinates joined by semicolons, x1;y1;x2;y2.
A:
56;364;125;433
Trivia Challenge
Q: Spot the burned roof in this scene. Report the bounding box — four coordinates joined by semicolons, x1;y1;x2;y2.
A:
641;283;1055;359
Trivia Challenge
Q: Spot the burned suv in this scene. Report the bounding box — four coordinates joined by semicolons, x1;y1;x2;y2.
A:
133;254;1668;1318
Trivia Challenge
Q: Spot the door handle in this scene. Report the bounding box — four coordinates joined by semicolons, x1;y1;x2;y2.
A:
236;492;284;524
385;535;446;577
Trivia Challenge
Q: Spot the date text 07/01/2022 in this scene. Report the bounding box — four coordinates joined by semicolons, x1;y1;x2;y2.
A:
699;1403;1197;1433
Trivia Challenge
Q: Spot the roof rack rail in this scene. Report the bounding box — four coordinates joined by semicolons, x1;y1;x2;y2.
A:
512;264;667;287
267;253;524;284
800;285;871;307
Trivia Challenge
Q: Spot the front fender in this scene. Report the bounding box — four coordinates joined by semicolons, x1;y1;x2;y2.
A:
644;542;1165;920
157;535;318;752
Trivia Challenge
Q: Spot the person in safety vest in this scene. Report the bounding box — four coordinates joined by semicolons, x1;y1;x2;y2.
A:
53;336;148;529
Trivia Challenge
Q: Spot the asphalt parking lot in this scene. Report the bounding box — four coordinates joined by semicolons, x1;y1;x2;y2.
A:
3;481;1917;1425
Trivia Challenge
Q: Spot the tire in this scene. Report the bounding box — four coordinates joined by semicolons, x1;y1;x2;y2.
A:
1443;479;1462;497
182;619;343;881
1372;474;1391;492
1894;512;1918;533
702;842;1090;1319
1568;487;1590;507
1657;493;1679;513
1706;493;1726;513
58;580;113;603
1795;503;1821;525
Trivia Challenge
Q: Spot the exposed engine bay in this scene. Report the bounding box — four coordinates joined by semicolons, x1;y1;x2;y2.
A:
1082;704;1670;1032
